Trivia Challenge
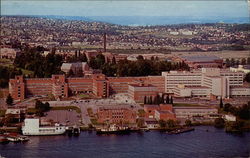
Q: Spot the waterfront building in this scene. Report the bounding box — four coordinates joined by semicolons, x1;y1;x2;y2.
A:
144;104;176;121
173;106;218;121
22;118;66;136
96;106;136;124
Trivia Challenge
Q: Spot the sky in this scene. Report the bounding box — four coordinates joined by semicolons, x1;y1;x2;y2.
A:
1;0;249;18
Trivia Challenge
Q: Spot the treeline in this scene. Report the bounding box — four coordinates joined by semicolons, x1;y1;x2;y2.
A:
89;54;190;77
14;47;63;78
0;66;23;88
225;24;250;32
225;57;250;67
222;102;250;120
144;94;173;105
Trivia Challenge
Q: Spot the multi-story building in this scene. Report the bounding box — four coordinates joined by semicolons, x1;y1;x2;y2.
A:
96;106;136;124
162;68;245;98
9;68;248;101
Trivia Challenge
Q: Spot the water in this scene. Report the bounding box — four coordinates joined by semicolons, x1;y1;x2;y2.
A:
1;126;250;158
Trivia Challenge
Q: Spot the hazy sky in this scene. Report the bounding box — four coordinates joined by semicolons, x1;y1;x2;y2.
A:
1;0;249;18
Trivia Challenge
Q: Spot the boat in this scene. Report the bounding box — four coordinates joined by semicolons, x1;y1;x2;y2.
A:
166;127;195;134
96;124;131;135
22;118;66;136
66;126;81;136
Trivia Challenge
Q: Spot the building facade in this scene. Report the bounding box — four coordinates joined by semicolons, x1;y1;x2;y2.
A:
96;106;136;124
9;68;248;101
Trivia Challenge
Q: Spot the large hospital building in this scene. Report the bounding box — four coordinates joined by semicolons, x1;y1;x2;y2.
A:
9;68;249;102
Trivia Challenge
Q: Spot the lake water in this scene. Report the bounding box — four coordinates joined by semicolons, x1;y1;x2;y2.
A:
0;126;249;158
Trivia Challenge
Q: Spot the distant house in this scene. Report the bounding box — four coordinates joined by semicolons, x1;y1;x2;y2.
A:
0;47;21;59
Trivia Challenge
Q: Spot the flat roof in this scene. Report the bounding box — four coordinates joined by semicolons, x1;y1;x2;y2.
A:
182;55;221;62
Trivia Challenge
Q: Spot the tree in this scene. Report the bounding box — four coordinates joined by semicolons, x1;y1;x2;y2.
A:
244;72;250;83
6;94;13;106
214;118;225;128
185;119;192;126
35;100;50;116
166;95;169;104
144;96;147;104
159;119;166;128
137;55;144;60
170;96;173;104
149;96;153;104
219;97;223;109
112;56;116;64
166;119;176;128
241;58;246;65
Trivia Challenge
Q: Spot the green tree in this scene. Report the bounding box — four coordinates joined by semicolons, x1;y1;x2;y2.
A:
159;119;167;128
144;96;147;104
214;118;225;128
219;97;223;109
244;72;250;83
137;55;144;60
166;119;176;128
241;58;246;65
185;119;192;126
6;94;13;106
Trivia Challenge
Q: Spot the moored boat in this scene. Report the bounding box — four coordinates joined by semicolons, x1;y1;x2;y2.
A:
96;124;131;135
22;118;66;136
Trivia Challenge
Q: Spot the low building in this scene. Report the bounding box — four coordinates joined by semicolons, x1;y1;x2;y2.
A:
224;114;236;122
144;104;176;121
0;47;20;59
180;55;223;69
173;106;218;121
128;83;158;103
97;106;137;124
61;62;90;75
144;118;159;129
230;65;250;74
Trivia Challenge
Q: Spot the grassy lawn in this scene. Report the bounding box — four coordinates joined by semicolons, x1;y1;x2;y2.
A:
26;108;39;114
50;106;81;113
0;110;6;117
78;94;90;99
173;103;202;107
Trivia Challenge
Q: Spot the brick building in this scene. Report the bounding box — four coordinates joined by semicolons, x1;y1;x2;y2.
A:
97;106;136;124
144;104;176;121
128;83;158;103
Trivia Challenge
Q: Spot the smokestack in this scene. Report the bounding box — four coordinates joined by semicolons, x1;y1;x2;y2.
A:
103;33;107;52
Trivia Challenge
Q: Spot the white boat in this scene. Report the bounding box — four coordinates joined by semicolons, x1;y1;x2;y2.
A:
22;118;66;136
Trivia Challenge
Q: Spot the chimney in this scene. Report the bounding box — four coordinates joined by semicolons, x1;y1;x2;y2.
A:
103;33;107;52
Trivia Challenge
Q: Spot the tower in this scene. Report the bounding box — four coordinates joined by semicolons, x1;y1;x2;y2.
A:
103;33;107;52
